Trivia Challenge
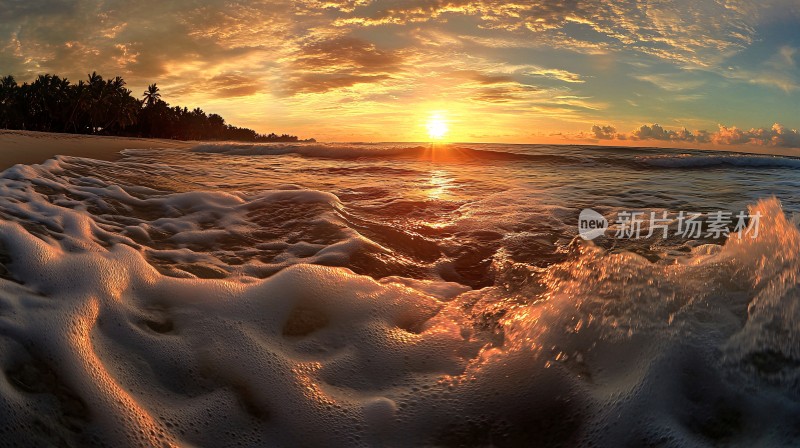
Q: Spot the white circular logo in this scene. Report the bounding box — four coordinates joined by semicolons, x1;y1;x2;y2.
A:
578;209;608;240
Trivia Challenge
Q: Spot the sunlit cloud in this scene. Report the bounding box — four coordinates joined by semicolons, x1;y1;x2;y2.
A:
580;123;800;148
528;68;585;83
170;73;265;98
713;123;800;147
632;73;706;92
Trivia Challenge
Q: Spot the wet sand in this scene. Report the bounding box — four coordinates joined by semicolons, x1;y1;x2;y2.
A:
0;130;189;170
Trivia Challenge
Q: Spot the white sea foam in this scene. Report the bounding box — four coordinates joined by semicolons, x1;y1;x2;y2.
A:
0;154;799;446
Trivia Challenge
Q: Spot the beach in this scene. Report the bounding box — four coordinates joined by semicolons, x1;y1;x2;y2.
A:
0;130;189;170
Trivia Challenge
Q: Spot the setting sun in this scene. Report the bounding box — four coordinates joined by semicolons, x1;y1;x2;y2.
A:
426;114;449;140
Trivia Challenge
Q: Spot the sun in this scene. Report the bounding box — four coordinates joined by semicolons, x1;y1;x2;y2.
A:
426;114;449;140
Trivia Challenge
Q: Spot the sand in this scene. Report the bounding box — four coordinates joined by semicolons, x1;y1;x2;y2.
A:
0;130;190;170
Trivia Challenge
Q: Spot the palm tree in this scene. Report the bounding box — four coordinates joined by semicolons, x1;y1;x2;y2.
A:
65;80;88;133
99;76;137;133
85;72;107;133
0;75;18;128
143;83;160;107
0;75;16;91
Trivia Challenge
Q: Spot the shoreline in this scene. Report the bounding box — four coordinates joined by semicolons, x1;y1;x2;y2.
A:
0;130;191;170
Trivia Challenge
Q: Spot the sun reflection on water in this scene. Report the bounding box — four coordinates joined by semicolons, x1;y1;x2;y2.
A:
426;170;453;201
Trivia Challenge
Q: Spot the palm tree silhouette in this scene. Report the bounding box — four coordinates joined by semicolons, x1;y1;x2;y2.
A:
0;75;18;128
143;84;161;107
0;71;304;141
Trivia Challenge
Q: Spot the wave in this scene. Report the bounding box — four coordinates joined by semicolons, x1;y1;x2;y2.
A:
637;153;800;169
0;156;799;445
194;142;800;173
191;142;585;164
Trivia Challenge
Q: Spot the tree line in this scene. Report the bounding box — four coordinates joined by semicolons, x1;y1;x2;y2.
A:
0;73;312;142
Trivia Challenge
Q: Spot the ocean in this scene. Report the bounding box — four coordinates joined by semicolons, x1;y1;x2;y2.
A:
0;142;799;446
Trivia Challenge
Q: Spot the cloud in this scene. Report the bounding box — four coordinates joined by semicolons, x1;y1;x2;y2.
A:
437;69;547;103
292;36;401;72
446;70;515;85
633;124;674;141
282;36;401;95
0;0;772;97
633;73;706;92
713;123;800;147
285;73;393;95
471;83;541;103
590;125;617;140
0;0;74;20
574;124;717;145
528;68;584;83
0;0;288;83
629;124;711;144
170;73;264;98
317;0;757;66
721;45;799;92
583;123;800;148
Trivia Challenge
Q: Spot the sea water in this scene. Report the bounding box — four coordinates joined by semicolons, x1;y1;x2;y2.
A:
0;142;799;446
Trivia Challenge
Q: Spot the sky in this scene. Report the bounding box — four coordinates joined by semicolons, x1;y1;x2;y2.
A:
2;0;800;146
